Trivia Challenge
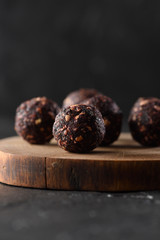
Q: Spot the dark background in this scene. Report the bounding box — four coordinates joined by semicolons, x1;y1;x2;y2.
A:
1;2;160;240
0;0;160;135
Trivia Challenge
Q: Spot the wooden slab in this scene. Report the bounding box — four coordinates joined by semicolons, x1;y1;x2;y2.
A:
1;133;160;191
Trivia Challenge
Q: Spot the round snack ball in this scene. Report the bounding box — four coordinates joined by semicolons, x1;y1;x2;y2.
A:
128;97;160;147
82;94;123;145
62;88;100;108
53;104;105;153
15;97;60;144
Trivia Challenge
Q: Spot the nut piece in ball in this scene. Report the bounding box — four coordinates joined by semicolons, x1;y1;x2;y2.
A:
82;94;123;145
128;97;160;146
15;97;60;144
53;104;105;153
62;88;100;108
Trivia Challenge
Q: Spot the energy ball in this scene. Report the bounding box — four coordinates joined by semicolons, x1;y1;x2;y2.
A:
53;104;105;153
82;94;123;145
15;97;60;144
128;97;160;147
62;88;100;108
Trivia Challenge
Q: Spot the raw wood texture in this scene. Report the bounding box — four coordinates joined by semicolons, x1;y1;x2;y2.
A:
1;133;160;191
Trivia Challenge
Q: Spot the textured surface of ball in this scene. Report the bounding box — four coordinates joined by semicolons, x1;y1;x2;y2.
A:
128;97;160;146
15;97;60;144
82;94;123;145
62;88;100;108
53;104;105;153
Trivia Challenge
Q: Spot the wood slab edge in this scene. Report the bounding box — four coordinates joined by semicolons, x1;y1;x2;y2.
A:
0;150;46;188
45;157;160;191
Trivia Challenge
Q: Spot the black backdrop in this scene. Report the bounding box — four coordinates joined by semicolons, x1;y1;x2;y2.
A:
0;0;160;132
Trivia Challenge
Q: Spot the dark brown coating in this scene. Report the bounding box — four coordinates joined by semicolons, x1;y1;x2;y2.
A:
15;97;60;144
62;88;100;108
53;104;105;153
128;97;160;147
82;94;123;145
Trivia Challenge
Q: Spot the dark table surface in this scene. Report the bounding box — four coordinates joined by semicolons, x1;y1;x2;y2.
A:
0;118;160;240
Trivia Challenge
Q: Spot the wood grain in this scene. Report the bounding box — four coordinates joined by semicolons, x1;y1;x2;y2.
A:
0;133;160;191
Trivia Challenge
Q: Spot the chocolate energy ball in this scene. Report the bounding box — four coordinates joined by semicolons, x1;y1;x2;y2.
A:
128;97;160;147
53;104;105;153
82;94;123;145
15;97;60;144
62;88;100;108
